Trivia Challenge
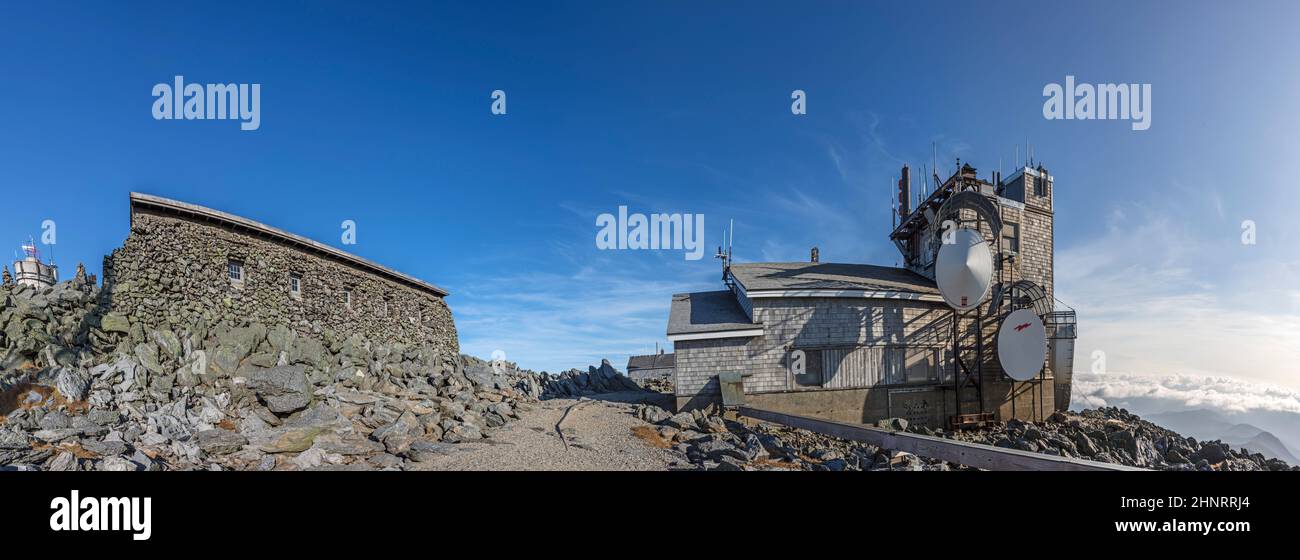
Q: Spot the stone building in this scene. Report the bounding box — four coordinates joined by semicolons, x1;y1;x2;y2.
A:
102;193;457;357
666;162;1076;428
626;351;674;382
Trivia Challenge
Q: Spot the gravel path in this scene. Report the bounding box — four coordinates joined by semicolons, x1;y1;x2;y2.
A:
408;391;683;471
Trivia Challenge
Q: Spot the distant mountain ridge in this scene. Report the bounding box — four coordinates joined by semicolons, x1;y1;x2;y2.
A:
1148;409;1300;464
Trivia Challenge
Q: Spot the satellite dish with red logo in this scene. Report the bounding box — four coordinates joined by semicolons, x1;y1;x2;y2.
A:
935;227;993;312
997;308;1047;381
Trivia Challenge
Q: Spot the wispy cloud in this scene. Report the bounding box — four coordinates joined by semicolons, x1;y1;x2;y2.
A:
1058;183;1300;394
453;252;719;372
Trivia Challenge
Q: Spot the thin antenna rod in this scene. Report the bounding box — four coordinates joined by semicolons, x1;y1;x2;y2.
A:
728;218;734;261
891;180;897;229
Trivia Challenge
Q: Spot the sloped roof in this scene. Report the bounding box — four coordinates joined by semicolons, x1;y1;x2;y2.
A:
666;290;759;337
728;262;937;295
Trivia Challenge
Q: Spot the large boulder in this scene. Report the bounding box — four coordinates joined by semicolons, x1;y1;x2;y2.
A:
246;364;312;414
1193;443;1229;465
134;342;164;375
99;312;130;334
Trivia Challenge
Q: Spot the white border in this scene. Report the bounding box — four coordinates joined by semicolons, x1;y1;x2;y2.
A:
667;328;765;342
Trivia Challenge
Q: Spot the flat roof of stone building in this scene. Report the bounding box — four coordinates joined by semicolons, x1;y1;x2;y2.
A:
666;290;760;337
728;262;937;296
129;192;449;297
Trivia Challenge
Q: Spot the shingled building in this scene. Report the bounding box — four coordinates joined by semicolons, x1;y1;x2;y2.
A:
666;163;1076;428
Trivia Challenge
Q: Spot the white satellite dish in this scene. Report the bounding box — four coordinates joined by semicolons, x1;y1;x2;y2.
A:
935;227;993;311
997;308;1047;381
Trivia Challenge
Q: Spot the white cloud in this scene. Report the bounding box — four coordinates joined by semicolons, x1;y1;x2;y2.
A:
1072;371;1300;415
1058;188;1300;394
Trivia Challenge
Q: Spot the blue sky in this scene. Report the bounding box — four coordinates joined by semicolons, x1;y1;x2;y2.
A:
2;1;1299;411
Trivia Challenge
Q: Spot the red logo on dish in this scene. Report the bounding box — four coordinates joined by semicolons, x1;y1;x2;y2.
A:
1014;322;1031;332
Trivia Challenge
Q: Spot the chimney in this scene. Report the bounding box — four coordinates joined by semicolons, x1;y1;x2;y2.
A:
810;247;819;263
898;165;912;219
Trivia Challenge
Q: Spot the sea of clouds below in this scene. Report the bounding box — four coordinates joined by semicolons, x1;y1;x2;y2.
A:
1071;371;1300;415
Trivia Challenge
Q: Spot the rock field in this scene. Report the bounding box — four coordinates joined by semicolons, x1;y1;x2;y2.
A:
3;275;1293;472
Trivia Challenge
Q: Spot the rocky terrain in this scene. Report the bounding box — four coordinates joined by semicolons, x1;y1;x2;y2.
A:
619;376;1295;471
629;403;964;471
3;275;1294;472
622;403;1298;471
949;408;1297;471
0;274;648;471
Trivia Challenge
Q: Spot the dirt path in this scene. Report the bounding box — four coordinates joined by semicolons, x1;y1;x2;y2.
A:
408;391;682;471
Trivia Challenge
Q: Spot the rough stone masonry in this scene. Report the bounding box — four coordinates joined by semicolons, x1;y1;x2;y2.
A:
102;193;458;357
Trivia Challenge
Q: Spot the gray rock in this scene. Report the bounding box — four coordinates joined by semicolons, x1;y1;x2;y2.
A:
820;458;849;471
1074;432;1100;457
38;410;72;430
0;429;31;450
86;409;122;427
312;434;383;456
661;412;696;431
100;312;131;334
54;368;92;402
693;438;746;462
697;415;728;434
211;344;244;376
371;410;420;442
636;404;671;424
246;364;312;413
81;439;129;457
1193;443;1228;465
134;342;163;375
150;329;182;360
267;324;296;353
99;455;141;471
441;422;482;443
45;451;80;471
32;428;81;442
196;429;248;455
711;456;747;471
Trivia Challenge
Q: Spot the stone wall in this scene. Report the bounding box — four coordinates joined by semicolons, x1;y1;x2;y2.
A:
101;206;458;358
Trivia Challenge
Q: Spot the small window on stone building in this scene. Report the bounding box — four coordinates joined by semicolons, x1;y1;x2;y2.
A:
289;273;302;298
1002;222;1020;254
793;348;823;387
887;347;939;385
1033;176;1046;197
228;259;244;282
904;348;938;384
381;299;390;318
344;288;353;310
